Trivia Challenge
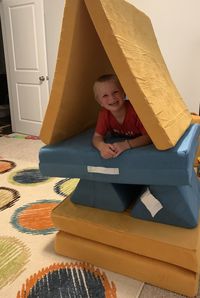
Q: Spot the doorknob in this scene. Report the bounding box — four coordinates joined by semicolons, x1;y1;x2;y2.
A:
39;76;45;82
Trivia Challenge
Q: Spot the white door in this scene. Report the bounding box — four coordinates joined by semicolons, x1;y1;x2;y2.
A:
1;0;49;136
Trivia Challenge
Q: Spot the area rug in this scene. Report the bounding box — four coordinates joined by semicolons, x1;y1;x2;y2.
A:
0;158;144;298
5;133;40;140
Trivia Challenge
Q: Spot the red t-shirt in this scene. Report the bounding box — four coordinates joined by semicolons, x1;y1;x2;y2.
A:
95;100;147;137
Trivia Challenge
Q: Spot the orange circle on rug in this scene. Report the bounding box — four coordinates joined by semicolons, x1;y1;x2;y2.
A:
0;160;16;174
10;200;60;235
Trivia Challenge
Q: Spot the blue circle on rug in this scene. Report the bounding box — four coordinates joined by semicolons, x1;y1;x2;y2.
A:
17;263;116;298
30;268;105;297
11;169;49;185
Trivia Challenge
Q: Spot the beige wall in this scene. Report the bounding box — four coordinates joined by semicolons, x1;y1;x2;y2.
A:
43;0;200;113
129;0;200;113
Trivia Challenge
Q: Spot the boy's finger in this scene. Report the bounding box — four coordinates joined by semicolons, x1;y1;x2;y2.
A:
109;144;115;151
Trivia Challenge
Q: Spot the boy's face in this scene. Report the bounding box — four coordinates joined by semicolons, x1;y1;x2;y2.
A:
95;80;125;112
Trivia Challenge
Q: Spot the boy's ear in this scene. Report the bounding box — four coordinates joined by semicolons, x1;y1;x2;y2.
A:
95;95;100;104
95;96;103;106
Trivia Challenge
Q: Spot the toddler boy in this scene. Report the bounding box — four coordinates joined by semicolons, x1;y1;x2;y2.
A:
92;74;151;159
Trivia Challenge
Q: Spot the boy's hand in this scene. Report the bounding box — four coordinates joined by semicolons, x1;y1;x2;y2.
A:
99;143;116;159
112;140;130;157
92;133;131;159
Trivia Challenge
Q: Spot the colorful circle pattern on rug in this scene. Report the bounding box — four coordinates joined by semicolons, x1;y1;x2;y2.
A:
9;168;51;186
10;200;61;235
17;262;116;298
0;159;16;174
54;178;79;197
0;236;30;289
0;187;20;211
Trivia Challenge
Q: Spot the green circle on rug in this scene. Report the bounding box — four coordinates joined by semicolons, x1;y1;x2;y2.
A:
0;236;30;289
17;262;116;298
9;168;51;186
0;187;20;211
54;178;79;197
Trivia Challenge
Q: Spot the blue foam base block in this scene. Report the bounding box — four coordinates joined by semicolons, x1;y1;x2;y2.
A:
131;170;200;228
71;171;200;228
39;124;200;186
71;179;145;212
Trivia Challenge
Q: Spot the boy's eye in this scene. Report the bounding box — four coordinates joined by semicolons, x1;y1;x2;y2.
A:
113;90;119;94
102;94;108;98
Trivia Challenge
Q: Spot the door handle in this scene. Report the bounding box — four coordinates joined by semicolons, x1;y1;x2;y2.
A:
39;76;45;82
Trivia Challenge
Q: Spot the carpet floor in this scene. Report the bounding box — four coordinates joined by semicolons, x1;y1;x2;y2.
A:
0;136;143;298
0;135;200;298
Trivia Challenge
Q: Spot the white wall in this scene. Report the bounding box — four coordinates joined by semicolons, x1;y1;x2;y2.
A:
44;0;65;91
128;0;200;113
43;0;200;112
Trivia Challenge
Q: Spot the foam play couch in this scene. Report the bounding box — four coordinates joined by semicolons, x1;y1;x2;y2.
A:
39;0;200;296
40;124;200;228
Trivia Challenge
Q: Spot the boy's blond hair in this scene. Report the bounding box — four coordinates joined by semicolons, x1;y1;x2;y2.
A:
93;74;124;100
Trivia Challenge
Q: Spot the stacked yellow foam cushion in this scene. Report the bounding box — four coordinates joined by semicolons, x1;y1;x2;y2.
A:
40;0;191;150
52;199;200;297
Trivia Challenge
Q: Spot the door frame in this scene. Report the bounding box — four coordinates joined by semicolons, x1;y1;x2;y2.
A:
0;0;50;135
0;3;16;131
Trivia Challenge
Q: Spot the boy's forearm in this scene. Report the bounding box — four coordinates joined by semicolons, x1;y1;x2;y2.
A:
128;134;152;149
92;134;105;151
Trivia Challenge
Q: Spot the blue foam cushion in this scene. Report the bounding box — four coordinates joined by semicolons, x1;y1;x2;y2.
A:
71;180;145;212
131;170;200;228
39;124;200;186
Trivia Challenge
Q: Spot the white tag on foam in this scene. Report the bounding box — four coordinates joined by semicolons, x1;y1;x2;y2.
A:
140;189;163;217
87;166;119;175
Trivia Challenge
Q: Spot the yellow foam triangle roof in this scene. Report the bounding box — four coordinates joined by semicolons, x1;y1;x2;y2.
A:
40;0;191;149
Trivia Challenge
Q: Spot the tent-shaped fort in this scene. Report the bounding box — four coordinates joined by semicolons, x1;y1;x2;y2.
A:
40;0;191;149
39;0;200;296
